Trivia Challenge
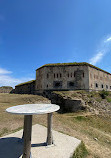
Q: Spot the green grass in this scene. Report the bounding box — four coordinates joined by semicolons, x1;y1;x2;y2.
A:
0;128;9;137
75;116;87;121
106;97;111;102
71;141;88;158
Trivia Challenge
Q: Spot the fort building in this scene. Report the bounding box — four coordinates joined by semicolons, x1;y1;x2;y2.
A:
35;62;111;93
15;80;35;94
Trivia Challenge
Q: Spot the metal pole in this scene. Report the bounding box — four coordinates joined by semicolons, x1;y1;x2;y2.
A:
22;115;32;158
47;113;53;145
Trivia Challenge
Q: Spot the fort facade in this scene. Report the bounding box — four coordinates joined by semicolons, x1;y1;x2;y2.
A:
35;62;111;93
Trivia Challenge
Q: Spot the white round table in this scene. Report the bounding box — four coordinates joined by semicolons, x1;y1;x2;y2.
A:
6;104;60;158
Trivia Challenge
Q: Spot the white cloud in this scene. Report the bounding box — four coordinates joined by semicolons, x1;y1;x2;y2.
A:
89;52;104;65
89;35;111;65
0;67;34;88
105;37;111;42
0;68;12;74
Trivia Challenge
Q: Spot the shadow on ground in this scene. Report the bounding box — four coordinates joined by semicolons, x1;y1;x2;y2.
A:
0;137;23;158
0;137;48;158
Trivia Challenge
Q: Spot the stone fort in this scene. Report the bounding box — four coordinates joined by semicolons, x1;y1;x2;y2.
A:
15;62;111;94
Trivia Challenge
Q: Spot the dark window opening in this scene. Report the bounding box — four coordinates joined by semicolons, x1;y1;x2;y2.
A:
53;81;62;88
54;73;55;78
57;74;58;78
96;83;98;88
68;73;69;77
47;85;48;88
69;82;74;87
74;72;76;77
71;73;72;77
83;72;84;77
47;74;49;78
106;85;108;89
110;86;111;89
60;73;62;78
67;81;74;88
101;84;104;88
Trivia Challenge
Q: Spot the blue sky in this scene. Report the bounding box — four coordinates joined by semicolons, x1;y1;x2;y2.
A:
0;0;111;87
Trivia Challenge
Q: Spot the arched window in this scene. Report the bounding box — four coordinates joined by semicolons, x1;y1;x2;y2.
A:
95;83;98;88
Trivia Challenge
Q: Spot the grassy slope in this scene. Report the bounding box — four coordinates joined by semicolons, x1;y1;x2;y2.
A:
0;93;111;158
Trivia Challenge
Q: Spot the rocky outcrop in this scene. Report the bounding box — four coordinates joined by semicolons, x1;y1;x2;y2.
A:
43;90;111;115
44;91;87;113
0;86;13;93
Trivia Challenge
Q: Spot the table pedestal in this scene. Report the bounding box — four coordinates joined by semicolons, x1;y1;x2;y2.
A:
22;115;32;158
47;113;53;145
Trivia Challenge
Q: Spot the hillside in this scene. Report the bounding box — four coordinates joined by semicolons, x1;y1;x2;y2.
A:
0;92;111;157
50;90;111;116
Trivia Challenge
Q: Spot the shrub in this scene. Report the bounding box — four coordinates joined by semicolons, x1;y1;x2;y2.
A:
99;90;109;99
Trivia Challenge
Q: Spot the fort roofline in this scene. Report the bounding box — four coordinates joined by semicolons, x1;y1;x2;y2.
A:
36;62;111;75
15;80;35;87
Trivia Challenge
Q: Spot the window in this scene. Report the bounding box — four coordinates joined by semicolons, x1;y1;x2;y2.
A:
74;72;76;77
68;73;69;77
83;72;84;78
54;73;55;78
60;73;62;78
69;82;74;87
106;85;108;89
71;73;72;77
67;81;74;88
95;83;98;88
110;86;111;89
47;85;48;88
53;81;62;88
47;74;49;78
57;74;58;78
101;84;104;88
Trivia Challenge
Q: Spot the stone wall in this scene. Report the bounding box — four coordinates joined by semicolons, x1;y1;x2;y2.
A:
15;80;35;94
35;65;89;91
35;63;111;92
89;66;111;91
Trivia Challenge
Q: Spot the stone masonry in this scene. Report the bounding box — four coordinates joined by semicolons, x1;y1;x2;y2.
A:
35;62;111;93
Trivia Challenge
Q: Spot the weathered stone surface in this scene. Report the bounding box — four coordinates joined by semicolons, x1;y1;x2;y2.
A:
35;63;111;92
15;80;35;94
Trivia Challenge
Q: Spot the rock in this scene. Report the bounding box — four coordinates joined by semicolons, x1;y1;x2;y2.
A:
94;138;98;141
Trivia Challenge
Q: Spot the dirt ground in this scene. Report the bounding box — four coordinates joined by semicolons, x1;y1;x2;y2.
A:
0;93;111;158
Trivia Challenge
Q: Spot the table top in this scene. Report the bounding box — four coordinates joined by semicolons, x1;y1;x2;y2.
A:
6;104;60;115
